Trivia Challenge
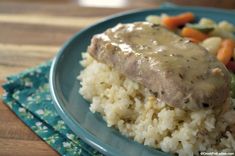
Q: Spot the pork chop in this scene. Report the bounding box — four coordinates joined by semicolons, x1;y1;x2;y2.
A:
88;22;230;110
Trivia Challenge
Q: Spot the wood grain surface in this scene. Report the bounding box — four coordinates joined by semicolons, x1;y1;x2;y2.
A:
0;1;234;156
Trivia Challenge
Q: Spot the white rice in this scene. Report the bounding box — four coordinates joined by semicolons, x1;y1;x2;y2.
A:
78;53;235;155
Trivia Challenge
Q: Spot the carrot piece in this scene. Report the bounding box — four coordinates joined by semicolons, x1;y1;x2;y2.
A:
162;12;194;29
181;27;208;41
217;39;235;65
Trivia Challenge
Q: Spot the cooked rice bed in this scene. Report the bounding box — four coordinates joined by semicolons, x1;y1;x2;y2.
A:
78;53;235;155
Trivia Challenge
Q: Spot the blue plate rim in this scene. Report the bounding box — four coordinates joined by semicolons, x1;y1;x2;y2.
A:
49;5;235;156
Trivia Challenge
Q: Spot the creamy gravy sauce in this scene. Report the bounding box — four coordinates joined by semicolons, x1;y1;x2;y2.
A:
90;22;230;110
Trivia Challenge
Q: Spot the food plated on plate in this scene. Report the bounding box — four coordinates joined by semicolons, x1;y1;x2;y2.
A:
78;12;235;155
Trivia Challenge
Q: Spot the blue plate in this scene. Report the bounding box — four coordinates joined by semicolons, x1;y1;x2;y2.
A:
49;5;235;156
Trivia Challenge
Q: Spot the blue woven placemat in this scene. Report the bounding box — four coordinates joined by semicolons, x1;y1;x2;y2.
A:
1;62;102;156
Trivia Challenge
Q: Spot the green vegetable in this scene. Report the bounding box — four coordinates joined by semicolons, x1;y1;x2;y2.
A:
186;23;214;33
230;72;235;98
210;27;235;40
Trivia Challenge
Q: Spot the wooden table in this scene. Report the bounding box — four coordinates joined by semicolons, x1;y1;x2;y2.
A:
0;1;234;156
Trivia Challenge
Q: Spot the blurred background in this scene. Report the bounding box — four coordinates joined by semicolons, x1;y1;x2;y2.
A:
1;0;235;9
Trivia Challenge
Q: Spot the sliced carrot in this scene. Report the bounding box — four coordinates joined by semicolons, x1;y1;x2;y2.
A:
181;27;208;41
162;12;194;29
217;39;235;65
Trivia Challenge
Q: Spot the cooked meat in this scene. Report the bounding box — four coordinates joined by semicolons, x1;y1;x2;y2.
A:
88;22;230;110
